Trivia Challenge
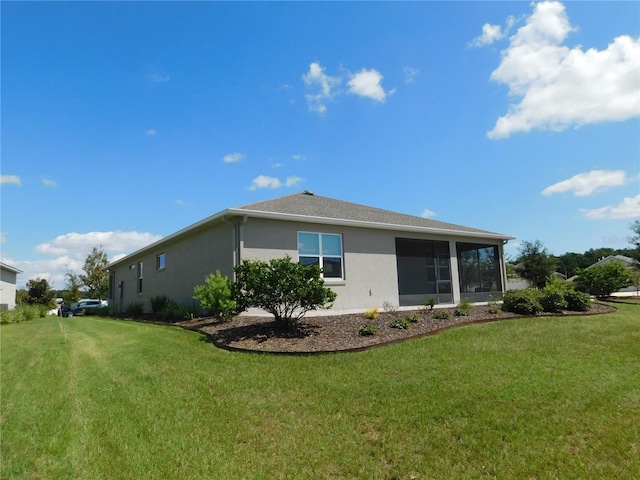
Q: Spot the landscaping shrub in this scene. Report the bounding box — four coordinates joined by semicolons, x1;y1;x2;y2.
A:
540;285;568;313
0;304;45;324
150;295;172;315
359;324;377;336
364;307;379;320
574;263;633;299
432;310;451;320
390;318;409;329
455;298;473;317
565;290;591;312
193;271;238;321
92;306;115;317
487;297;500;315
405;313;421;323
502;289;543;315
233;256;337;329
422;298;436;311
125;302;145;319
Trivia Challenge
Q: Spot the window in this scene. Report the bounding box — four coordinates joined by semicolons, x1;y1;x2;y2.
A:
137;262;143;294
157;253;166;270
298;232;343;279
457;243;502;298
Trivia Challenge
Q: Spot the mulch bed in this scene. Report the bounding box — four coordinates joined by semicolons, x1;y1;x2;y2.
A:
176;302;616;355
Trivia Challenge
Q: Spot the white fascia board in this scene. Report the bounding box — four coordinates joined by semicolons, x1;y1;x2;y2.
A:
228;209;516;241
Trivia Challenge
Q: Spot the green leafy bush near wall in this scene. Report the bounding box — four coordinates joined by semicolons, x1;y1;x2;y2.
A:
502;289;543;315
432;310;451;320
193;271;238;321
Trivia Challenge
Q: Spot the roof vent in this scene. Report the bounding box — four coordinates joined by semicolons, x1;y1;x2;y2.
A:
303;190;315;195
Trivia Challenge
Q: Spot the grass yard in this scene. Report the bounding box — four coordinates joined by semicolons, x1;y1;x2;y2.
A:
1;303;639;479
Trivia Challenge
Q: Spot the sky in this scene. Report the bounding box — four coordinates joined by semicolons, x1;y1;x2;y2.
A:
1;1;639;290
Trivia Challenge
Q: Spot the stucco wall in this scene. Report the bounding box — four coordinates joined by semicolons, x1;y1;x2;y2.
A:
241;217;507;313
110;223;234;312
0;268;19;311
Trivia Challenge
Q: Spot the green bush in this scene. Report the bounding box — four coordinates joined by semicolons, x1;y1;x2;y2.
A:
574;263;633;299
92;306;115;317
565;290;591;312
540;285;568;313
359;324;377;336
405;313;421;323
390;318;409;329
125;302;145;319
502;289;543;315
422;298;436;311
455;298;473;316
432;310;451;320
193;271;239;321
150;295;172;315
0;304;45;324
233;256;337;329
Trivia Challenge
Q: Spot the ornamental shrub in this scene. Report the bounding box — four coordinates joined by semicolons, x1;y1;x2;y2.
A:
193;271;238;321
359;324;377;336
125;302;145;318
405;313;421;323
564;290;591;312
390;318;409;329
364;307;379;320
454;298;473;316
502;289;543;315
574;263;633;299
233;256;337;329
432;310;451;320
540;279;568;313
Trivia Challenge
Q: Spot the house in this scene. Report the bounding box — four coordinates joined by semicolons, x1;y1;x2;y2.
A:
108;192;515;314
0;262;23;311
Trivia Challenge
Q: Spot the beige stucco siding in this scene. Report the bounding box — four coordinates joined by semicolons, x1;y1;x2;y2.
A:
0;268;19;311
240;218;506;312
111;223;233;312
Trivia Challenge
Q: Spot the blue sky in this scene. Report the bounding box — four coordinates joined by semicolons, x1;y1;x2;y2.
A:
2;1;639;289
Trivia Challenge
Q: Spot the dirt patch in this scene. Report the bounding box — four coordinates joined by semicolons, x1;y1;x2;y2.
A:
177;302;616;354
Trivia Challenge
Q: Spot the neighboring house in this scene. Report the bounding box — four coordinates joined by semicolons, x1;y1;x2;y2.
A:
0;262;23;311
108;192;515;314
569;255;640;294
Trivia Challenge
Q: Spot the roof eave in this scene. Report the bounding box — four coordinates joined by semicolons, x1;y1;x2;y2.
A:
229;208;516;241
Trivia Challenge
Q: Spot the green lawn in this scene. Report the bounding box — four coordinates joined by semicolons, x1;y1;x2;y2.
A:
2;304;639;479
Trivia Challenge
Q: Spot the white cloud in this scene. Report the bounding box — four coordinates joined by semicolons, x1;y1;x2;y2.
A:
302;62;341;114
42;178;57;187
291;154;305;161
4;230;164;289
223;152;245;163
0;232;6;244
486;1;640;139
248;175;304;190
34;231;163;259
403;67;419;84
175;199;185;205
347;68;393;102
581;195;640;220
470;23;504;47
420;209;436;218
1;175;22;185
542;170;627;197
145;129;157;136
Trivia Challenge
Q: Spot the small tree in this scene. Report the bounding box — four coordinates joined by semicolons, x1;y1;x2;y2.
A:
233;256;337;329
25;278;56;308
80;245;109;300
574;262;633;299
193;271;238;321
64;270;84;304
516;240;557;289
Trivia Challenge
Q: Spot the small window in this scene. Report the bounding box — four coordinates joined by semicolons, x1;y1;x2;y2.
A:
298;232;343;279
137;262;143;294
157;253;166;270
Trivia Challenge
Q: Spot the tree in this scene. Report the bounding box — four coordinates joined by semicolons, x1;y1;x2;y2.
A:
629;220;640;261
574;262;633;299
25;278;56;308
516;240;557;289
233;256;337;329
64;270;84;304
80;245;109;300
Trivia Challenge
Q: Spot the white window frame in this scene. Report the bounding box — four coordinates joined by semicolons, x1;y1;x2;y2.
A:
297;232;344;280
137;262;143;294
156;253;166;271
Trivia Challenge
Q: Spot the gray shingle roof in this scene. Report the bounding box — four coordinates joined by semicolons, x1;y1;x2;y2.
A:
234;192;510;238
